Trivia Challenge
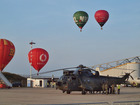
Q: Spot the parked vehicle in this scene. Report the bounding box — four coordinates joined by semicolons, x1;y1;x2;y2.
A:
12;82;22;87
0;84;6;88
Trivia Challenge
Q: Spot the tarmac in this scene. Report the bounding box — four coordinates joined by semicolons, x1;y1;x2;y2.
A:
0;87;140;105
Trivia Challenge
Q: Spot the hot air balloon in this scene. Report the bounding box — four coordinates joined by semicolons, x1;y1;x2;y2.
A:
94;10;109;30
73;11;88;32
0;39;15;71
28;48;49;74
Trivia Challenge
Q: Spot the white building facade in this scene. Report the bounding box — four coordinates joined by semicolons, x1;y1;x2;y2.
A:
27;76;59;88
27;78;48;88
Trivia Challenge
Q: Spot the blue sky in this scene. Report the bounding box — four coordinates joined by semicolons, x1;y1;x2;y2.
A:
0;0;140;76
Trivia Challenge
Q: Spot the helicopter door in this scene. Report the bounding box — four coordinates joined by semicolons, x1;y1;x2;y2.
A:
68;76;80;91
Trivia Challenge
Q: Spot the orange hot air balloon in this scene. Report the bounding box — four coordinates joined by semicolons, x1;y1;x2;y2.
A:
28;48;49;73
0;39;15;71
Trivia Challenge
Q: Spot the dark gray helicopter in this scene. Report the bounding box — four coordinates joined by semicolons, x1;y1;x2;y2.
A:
56;65;135;94
37;64;134;95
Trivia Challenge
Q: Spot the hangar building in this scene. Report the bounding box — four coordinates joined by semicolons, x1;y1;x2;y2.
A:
92;56;140;86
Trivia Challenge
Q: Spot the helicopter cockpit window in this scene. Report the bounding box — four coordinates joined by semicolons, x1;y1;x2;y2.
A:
83;69;93;76
59;76;63;80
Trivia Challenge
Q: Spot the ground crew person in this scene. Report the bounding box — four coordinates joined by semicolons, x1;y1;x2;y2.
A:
109;85;112;94
105;83;108;94
102;83;105;94
117;84;120;94
47;82;49;87
133;82;136;87
136;82;138;87
111;84;115;94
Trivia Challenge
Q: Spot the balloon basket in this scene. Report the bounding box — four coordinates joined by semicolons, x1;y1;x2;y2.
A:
101;27;103;30
80;29;82;32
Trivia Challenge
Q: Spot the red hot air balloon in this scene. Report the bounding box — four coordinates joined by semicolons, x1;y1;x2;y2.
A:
0;39;15;71
94;10;109;30
28;48;49;73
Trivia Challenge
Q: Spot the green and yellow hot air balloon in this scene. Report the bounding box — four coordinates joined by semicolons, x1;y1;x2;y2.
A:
73;11;88;32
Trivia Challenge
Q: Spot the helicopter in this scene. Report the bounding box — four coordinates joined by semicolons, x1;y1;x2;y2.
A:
36;64;135;95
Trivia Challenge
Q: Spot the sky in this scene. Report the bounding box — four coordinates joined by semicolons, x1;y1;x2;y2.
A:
0;0;140;77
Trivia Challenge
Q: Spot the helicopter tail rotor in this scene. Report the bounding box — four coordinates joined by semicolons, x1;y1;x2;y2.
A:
127;70;135;80
122;70;135;81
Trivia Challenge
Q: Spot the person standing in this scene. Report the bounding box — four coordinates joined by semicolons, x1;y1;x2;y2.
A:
102;83;105;94
105;83;108;94
117;84;120;94
111;84;115;94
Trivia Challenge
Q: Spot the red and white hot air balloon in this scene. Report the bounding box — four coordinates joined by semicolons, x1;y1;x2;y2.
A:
28;48;49;74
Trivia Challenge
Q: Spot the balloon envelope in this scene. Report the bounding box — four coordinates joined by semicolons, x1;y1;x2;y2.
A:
94;10;109;28
73;11;88;31
28;48;49;72
0;39;15;71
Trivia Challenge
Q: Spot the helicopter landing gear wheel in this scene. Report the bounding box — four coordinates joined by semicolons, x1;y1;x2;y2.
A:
62;90;65;93
89;91;93;94
82;89;86;95
66;90;71;94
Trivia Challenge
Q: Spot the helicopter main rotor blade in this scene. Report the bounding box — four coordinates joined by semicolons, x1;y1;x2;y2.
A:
85;67;97;72
32;67;78;75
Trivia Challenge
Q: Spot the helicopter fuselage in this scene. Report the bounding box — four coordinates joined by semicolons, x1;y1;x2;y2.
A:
56;67;130;94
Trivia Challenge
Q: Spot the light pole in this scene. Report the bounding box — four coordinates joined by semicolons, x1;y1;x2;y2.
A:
29;41;35;79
